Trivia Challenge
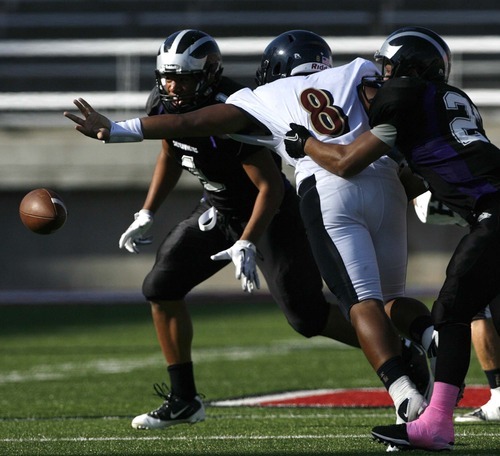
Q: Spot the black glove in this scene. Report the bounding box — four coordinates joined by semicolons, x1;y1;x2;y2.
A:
284;123;312;159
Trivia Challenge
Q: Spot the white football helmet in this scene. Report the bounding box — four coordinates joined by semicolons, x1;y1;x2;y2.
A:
155;29;223;113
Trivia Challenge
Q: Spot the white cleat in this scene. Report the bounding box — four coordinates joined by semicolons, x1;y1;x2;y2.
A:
455;397;500;423
132;383;205;430
395;392;428;424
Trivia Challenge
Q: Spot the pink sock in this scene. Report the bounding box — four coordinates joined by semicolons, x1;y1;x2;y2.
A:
406;382;458;450
424;381;460;419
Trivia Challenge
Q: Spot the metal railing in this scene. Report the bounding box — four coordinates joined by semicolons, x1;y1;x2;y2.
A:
2;36;500;113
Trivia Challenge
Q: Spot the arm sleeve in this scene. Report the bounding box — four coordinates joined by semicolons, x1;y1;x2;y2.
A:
370;123;397;148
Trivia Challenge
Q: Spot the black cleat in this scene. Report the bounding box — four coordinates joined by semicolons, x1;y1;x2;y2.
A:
372;423;412;451
401;339;433;400
372;422;453;452
131;383;205;430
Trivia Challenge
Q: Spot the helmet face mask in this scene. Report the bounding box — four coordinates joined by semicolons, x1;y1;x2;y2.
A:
156;29;223;113
374;26;451;83
256;30;333;86
157;72;204;109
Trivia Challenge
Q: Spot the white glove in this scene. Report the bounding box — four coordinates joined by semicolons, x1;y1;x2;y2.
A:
414;191;467;226
119;209;154;253
211;240;260;293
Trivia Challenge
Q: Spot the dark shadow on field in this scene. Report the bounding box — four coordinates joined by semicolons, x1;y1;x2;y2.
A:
0;295;278;337
59;453;379;456
55;450;500;456
71;449;500;456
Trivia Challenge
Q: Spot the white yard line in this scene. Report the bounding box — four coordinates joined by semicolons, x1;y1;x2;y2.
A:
0;431;496;444
0;338;348;384
0;433;394;443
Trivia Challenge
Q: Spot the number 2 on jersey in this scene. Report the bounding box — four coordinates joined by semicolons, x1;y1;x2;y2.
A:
444;91;488;146
300;88;350;137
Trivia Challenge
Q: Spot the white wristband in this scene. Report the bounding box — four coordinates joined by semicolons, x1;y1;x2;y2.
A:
107;118;144;143
138;209;154;219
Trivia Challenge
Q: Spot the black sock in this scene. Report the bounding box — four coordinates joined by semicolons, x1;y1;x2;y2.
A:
435;324;471;387
168;362;197;401
485;368;500;389
377;356;406;390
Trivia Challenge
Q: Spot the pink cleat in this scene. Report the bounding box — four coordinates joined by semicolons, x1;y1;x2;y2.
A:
372;411;454;451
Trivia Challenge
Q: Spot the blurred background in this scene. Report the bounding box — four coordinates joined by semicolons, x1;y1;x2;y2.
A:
1;0;499;302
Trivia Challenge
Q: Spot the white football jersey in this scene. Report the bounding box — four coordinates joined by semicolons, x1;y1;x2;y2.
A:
227;58;408;305
227;58;384;188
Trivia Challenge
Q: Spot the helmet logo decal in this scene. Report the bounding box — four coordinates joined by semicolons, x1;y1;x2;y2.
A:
381;43;402;60
386;30;449;63
255;30;333;85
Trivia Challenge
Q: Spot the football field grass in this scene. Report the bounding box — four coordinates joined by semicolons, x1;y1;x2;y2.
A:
0;297;499;455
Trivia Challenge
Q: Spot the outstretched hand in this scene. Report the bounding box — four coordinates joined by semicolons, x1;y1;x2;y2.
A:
63;98;111;141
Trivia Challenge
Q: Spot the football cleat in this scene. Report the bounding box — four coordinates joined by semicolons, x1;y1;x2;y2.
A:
131;383;205;430
395;391;428;424
372;422;454;452
401;338;433;401
455;397;500;422
426;332;438;377
373;423;412;451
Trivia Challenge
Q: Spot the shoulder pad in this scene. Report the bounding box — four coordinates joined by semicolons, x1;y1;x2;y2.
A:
145;87;162;116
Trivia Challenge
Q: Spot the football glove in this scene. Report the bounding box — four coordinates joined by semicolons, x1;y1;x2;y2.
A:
211;240;260;293
284;123;312;159
119;209;154;253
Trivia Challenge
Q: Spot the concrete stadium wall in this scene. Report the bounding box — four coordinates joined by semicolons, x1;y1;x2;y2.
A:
3;186;465;297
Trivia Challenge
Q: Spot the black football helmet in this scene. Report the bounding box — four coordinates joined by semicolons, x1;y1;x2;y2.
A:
255;30;333;86
374;26;451;82
155;29;223;113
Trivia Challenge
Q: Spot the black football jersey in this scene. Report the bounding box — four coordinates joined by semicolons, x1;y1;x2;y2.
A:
370;77;500;221
146;77;287;219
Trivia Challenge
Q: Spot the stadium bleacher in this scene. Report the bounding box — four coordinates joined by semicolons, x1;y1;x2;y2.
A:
1;0;500;39
1;1;500;93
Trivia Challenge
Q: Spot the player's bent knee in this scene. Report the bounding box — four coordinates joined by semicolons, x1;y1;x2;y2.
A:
286;316;324;338
142;273;187;302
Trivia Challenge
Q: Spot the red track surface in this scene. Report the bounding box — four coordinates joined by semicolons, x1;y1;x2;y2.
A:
212;386;490;408
258;386;489;408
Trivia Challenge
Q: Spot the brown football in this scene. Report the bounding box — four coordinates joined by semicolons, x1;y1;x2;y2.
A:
19;188;68;234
